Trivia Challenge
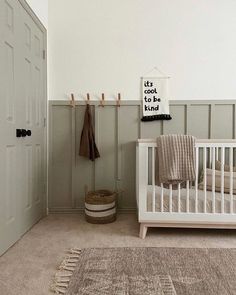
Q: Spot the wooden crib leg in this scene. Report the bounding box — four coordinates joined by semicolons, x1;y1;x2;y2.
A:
139;224;148;239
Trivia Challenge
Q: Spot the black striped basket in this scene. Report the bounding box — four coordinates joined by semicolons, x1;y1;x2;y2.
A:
85;190;116;224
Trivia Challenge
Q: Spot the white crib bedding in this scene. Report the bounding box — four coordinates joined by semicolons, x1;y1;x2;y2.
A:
146;185;236;214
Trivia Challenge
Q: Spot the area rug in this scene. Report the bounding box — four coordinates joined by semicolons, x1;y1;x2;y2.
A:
51;247;236;295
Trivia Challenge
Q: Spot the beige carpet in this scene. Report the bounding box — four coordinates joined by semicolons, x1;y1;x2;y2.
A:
53;247;236;295
0;213;236;295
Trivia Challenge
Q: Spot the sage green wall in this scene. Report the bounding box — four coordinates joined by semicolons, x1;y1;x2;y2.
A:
49;100;236;213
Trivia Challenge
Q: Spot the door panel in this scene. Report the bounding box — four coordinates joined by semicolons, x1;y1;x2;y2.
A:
25;145;33;211
0;0;21;255
19;3;45;231
35;144;42;204
5;1;14;30
4;42;15;122
24;57;33;125
34;66;41;126
5;146;17;224
0;0;46;256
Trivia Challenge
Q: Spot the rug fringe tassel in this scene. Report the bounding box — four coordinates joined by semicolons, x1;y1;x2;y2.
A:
51;248;82;294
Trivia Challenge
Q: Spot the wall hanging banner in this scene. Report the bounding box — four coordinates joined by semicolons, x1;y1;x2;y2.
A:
141;77;172;121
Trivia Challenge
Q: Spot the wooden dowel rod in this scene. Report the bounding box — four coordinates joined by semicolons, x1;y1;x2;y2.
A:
86;93;90;104
117;93;121;107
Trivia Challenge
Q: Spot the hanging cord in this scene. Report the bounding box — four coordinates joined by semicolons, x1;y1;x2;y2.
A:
143;66;170;78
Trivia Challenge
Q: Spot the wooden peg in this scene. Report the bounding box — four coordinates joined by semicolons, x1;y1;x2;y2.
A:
117;93;121;107
70;93;75;108
100;93;105;107
86;93;90;104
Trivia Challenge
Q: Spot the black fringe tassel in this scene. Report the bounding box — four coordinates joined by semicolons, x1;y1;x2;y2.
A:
141;114;172;122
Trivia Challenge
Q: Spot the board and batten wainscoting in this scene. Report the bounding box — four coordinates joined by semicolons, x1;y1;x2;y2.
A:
49;100;236;213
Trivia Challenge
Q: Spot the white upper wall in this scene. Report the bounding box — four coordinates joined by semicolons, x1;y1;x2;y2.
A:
48;0;236;100
26;0;48;28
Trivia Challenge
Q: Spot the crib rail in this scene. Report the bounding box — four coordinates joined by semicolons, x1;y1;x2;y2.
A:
136;139;236;224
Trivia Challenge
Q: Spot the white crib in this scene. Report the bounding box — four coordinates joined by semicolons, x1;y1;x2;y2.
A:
136;139;236;239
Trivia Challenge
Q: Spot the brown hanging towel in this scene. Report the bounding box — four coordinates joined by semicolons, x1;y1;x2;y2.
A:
79;104;100;161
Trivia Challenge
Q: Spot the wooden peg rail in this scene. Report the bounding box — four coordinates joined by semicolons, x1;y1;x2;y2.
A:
68;93;122;107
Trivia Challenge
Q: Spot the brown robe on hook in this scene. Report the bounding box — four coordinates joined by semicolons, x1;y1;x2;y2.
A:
79;104;100;161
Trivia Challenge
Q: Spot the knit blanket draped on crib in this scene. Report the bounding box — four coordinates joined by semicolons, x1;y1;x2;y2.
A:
155;134;196;188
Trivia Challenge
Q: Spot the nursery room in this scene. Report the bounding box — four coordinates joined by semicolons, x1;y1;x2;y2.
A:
1;0;236;294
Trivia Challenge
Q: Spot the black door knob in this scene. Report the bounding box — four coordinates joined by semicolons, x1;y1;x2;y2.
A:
16;129;22;137
26;130;32;136
16;129;32;137
21;129;27;137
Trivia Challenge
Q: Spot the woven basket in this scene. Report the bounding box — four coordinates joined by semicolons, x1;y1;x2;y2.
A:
85;190;116;224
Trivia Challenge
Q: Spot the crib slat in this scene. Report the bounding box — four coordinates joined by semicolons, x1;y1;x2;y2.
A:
203;147;207;213
216;148;219;161
221;147;225;213
230;147;233;214
209;148;212;168
169;184;172;213
178;183;181;213
212;147;216;213
186;180;190;213
195;147;199;213
152;147;156;212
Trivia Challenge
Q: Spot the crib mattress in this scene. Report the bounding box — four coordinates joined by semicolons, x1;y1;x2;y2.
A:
146;185;236;214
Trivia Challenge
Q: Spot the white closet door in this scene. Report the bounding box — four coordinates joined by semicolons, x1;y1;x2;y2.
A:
0;0;46;255
19;3;45;232
0;0;22;255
